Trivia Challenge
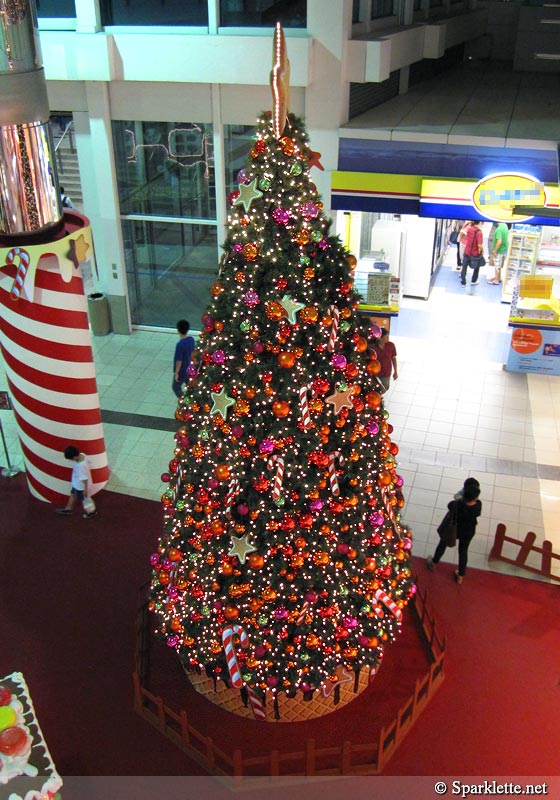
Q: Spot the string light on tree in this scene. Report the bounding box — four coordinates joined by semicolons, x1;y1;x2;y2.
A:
149;24;414;722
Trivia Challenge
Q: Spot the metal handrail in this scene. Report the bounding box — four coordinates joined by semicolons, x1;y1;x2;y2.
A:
54;118;75;153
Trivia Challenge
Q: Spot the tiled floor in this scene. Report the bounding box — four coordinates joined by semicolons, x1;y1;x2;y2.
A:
1;248;559;583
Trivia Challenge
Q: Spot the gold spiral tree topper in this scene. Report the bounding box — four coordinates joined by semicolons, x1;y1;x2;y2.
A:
269;22;290;139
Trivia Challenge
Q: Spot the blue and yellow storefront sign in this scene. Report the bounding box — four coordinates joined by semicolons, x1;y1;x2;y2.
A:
420;175;558;223
332;170;559;225
472;173;546;221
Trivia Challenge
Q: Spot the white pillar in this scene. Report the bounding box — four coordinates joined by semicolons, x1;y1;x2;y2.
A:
78;82;131;333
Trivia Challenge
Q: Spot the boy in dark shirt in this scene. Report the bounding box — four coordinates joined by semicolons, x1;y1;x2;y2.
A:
172;319;195;398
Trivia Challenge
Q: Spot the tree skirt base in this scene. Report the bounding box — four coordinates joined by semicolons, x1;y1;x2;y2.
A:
186;665;374;722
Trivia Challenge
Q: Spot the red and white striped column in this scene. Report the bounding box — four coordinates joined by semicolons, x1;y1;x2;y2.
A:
0;217;109;504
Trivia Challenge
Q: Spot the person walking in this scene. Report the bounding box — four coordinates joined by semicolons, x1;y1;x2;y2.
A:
60;186;73;209
372;328;398;393
460;220;484;287
56;445;98;518
426;482;482;584
448;220;463;269
172;319;195;399
487;222;509;284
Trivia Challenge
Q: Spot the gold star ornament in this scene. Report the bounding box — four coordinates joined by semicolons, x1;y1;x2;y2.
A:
233;178;263;213
210;388;235;418
280;294;304;324
269;22;290;139
228;534;256;564
326;385;355;414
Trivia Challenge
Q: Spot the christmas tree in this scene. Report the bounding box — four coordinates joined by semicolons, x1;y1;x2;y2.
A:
149;26;414;721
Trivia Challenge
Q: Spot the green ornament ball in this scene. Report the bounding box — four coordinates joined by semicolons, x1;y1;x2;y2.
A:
340;320;351;332
311;230;322;242
259;177;272;191
200;429;210;440
339;586;349;596
299;255;310;266
175;500;185;511
201;605;211;616
240;320;251;332
274;496;285;507
258;615;268;626
290;162;303;175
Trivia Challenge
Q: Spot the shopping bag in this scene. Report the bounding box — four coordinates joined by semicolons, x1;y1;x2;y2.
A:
437;503;457;547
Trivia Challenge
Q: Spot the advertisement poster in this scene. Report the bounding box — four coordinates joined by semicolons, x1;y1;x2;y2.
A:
506;326;560;374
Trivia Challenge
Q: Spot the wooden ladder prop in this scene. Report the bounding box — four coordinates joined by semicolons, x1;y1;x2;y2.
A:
489;523;560;583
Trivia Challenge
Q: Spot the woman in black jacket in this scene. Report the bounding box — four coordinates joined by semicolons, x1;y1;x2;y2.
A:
426;484;482;584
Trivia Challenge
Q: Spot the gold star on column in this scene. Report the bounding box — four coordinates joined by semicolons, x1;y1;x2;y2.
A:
228;534;256;564
280;294;304;324
210;388;235;418
326;385;354;414
67;234;90;268
233;178;263;213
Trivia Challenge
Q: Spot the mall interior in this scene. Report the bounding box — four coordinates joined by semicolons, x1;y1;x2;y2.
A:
1;0;560;785
2;0;557;568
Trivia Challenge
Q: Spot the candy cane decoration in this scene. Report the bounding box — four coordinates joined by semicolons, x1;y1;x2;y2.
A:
328;450;345;496
296;601;310;626
267;454;285;500
7;247;31;301
299;381;313;429
374;589;403;621
225;477;240;514
222;624;249;688
247;686;266;721
327;304;340;352
381;485;396;525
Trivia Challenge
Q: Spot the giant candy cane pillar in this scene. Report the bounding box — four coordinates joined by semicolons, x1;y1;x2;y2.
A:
0;0;109;503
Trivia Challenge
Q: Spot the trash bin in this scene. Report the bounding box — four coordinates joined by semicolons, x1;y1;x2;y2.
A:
87;292;112;336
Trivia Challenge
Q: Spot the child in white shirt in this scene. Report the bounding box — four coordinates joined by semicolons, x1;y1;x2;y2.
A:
56;445;98;518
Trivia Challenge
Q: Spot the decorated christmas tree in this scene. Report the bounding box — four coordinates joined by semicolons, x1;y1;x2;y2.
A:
149;25;414;722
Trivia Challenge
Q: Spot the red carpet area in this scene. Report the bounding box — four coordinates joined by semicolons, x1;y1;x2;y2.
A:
1;473;559;781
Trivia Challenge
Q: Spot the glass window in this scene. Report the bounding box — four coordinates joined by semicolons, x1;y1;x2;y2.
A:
100;0;208;26
36;0;75;16
352;0;361;23
123;219;218;326
413;0;422;10
224;124;257;198
219;0;306;28
112;121;216;219
371;0;395;18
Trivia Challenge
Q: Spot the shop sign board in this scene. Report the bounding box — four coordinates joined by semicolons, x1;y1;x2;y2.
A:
472;173;546;222
506;326;560;375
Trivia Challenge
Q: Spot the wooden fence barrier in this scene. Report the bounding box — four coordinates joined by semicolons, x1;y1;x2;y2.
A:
489;523;560;583
133;582;445;778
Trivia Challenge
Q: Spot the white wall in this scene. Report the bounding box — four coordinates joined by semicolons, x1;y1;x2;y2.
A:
400;215;436;298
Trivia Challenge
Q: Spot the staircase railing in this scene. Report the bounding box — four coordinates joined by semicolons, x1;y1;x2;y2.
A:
54;119;76;174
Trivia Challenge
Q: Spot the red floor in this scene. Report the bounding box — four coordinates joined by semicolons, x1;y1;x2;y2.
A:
1;473;559;787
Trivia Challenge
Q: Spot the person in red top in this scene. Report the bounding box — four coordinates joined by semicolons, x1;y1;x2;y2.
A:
460;220;484;287
373;328;398;393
